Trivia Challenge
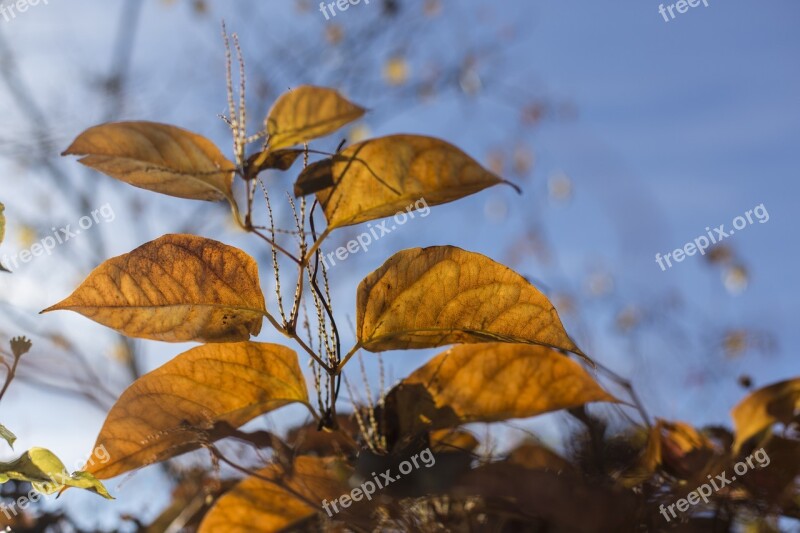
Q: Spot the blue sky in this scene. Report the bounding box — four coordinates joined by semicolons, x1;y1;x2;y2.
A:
0;0;798;527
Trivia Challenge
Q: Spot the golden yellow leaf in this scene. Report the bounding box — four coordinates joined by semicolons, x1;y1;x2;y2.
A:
199;456;351;533
388;343;614;434
732;377;800;452
303;135;510;230
42;234;266;343
63;122;235;201
266;86;365;150
357;246;585;358
85;342;308;480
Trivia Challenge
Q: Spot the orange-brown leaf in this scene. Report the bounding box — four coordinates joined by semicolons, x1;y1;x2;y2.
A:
63;122;235;201
43;234;265;343
388;343;614;434
85;342;308;480
198;456;351;533
309;135;507;229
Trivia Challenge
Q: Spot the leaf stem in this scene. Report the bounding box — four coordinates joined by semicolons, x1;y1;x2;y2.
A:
303;228;330;266
336;343;362;374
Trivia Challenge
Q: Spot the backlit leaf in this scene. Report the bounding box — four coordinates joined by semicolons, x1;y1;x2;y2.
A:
199;456;351;533
357;246;585;358
387;344;613;434
0;447;111;499
63;121;235;201
85;342;308;480
732;377;800;452
301;135;510;229
266;86;365;150
42;234;266;343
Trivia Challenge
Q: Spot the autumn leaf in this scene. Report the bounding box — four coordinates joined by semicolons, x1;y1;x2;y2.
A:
84;342;309;480
42;234;266;343
62;121;235;202
642;419;715;479
297;135;512;230
266;85;365;150
731;377;800;452
199;456;352;533
356;246;586;359
386;343;614;435
0;447;112;499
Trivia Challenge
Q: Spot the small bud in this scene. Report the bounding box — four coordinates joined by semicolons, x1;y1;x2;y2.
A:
10;336;32;358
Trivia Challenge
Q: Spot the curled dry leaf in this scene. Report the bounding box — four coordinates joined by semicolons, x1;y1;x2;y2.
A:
42;234;266;343
198;456;352;533
244;148;305;179
386;343;614;435
62;121;235;201
731;377;800;452
296;134;511;229
84;342;308;480
357;246;586;359
266;85;365;150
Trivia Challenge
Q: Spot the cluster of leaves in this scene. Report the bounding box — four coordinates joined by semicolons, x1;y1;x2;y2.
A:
2;44;798;531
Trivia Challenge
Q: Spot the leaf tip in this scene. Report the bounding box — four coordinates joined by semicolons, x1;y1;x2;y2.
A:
502;179;522;195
